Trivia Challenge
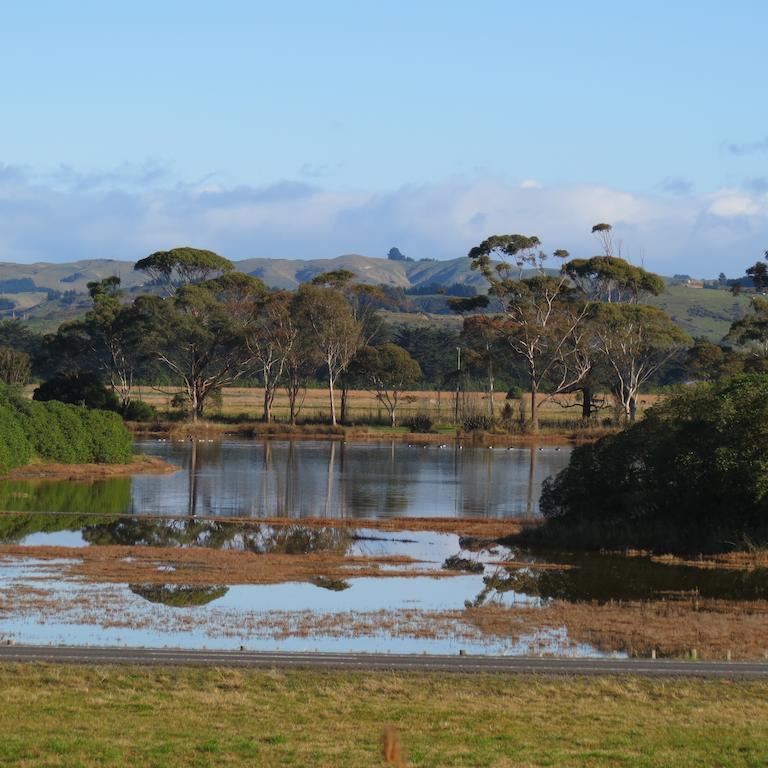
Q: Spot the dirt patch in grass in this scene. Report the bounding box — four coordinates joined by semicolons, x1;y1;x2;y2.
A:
2;455;180;481
0;544;452;586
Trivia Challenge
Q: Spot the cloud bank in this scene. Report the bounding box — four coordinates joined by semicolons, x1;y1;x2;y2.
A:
0;164;767;277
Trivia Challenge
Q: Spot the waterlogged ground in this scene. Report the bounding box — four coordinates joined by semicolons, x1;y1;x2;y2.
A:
1;439;768;659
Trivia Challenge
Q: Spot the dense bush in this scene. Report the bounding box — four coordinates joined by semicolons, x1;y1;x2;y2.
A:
0;404;33;473
34;371;120;412
0;383;133;471
405;413;434;433
10;398;72;462
80;409;133;463
539;374;768;552
121;399;157;422
41;400;93;464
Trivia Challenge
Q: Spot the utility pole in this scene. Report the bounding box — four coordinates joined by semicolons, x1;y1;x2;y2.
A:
454;346;461;424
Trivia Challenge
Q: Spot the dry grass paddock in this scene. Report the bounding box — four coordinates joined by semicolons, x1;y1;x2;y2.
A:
135;386;663;427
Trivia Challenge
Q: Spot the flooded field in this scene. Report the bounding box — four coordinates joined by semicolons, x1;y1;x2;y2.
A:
1;439;767;659
0;439;573;518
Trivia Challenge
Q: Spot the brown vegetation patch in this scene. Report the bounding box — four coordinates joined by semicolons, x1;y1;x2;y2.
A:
648;551;768;571
487;560;575;571
2;455;180;481
460;598;768;660
0;544;453;586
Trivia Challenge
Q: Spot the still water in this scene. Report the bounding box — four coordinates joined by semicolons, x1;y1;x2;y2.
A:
0;439;573;519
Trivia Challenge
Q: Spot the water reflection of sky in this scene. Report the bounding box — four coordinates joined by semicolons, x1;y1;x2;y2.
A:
128;439;572;519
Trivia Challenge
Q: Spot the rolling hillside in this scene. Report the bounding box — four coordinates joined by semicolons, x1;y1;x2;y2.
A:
0;254;752;340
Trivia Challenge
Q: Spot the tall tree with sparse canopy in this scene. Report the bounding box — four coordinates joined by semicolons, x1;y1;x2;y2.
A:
467;234;590;431
246;291;298;423
292;284;361;426
592;303;690;421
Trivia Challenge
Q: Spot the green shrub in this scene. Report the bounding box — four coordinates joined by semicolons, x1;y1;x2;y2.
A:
121;399;157;422
11;398;71;462
39;401;94;464
79;409;133;463
405;413;434;433
0;404;32;473
506;385;524;400
539;374;768;552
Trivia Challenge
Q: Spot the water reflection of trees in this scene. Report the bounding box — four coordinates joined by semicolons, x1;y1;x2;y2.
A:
136;439;572;519
0;478;131;516
82;518;352;555
129;584;229;607
468;553;768;605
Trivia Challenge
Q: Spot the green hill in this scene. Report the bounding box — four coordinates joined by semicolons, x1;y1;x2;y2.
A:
0;255;753;340
646;285;750;341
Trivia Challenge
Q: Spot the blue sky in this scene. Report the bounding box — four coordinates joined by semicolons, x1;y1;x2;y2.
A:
0;1;766;275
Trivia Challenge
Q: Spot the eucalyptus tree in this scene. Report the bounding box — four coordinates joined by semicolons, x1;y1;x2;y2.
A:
45;277;142;409
467;234;591;431
349;343;421;426
563;256;665;303
134;247;234;297
292;283;362;426
308;270;385;422
135;272;266;420
591;303;690;421
246;291;298;423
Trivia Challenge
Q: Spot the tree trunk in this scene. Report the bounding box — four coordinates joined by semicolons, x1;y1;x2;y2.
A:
390;405;397;427
340;386;349;424
530;386;539;432
328;375;337;426
263;386;272;423
487;354;494;420
581;384;593;421
629;395;638;423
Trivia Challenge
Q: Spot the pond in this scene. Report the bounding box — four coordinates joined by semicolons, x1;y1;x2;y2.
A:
0;439;573;519
3;439;767;659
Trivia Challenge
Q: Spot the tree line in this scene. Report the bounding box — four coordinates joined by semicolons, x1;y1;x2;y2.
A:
1;229;767;431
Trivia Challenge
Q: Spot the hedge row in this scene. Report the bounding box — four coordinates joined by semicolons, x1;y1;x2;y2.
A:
0;386;133;474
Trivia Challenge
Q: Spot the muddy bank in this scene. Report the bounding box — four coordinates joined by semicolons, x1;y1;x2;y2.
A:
2;455;180;482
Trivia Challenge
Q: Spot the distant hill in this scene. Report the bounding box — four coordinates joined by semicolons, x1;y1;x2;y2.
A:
0;254;752;341
237;254;487;290
0;253;485;296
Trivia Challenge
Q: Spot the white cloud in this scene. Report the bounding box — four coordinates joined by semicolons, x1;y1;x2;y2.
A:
0;165;767;277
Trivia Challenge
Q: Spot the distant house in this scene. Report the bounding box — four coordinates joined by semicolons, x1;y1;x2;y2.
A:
682;279;704;289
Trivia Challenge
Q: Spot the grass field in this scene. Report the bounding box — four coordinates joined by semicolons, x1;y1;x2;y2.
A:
135;386;661;427
2;664;767;767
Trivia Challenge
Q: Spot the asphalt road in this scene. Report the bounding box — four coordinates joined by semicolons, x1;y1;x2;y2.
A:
2;644;768;678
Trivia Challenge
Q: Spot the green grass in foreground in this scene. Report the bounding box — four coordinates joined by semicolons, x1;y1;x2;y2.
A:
2;665;768;767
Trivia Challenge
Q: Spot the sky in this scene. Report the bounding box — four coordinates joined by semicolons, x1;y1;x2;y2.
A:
0;0;766;276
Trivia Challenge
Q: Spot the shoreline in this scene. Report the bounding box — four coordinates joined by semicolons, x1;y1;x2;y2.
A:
128;420;608;446
1;455;181;482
